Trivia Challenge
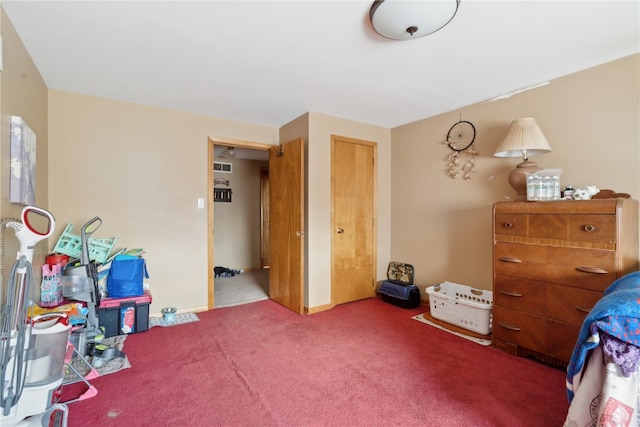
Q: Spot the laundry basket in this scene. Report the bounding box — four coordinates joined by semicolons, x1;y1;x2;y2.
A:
426;281;493;335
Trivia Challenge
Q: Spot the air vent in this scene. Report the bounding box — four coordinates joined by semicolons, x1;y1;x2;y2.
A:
213;162;232;173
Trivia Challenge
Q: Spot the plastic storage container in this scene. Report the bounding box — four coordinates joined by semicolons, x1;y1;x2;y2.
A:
97;292;152;337
62;275;94;297
426;281;493;335
27;322;71;385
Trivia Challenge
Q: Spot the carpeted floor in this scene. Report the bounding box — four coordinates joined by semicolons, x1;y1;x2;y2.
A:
66;298;569;426
214;268;269;308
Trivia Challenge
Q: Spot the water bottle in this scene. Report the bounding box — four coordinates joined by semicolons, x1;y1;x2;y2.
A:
552;176;560;200
541;176;551;200
527;175;536;201
533;176;543;200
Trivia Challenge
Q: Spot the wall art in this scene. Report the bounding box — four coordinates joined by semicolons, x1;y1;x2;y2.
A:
10;116;37;205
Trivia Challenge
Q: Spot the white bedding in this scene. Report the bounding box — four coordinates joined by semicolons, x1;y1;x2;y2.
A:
565;345;640;426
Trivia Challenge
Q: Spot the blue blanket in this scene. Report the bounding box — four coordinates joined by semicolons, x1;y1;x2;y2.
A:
566;271;640;402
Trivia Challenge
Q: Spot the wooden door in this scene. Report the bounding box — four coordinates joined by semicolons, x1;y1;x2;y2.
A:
269;138;305;314
260;167;270;268
331;135;377;305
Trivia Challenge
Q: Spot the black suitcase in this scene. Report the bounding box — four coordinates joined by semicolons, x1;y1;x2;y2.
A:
378;262;421;309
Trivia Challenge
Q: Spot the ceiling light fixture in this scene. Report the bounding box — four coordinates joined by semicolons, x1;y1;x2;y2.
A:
225;146;236;158
369;0;460;40
494;118;552;199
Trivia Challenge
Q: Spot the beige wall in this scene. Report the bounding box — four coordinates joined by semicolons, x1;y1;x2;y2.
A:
48;91;278;313
391;54;640;294
0;9;49;303
213;157;268;271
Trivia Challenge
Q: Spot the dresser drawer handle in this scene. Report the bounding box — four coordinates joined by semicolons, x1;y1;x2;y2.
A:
575;265;609;274
576;305;592;314
498;321;521;331
503;222;513;229
499;256;522;263
500;289;523;297
583;224;597;232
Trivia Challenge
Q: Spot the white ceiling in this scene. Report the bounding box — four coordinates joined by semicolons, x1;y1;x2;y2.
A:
3;1;639;129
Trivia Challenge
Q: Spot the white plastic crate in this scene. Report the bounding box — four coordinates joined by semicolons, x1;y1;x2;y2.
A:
426;281;493;335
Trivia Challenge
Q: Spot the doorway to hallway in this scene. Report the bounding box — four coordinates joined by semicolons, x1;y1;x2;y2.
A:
208;136;305;314
209;138;272;309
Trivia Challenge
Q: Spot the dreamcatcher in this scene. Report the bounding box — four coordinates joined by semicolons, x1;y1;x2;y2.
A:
445;120;478;180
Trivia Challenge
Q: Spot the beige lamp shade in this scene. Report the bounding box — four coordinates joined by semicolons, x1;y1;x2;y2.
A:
494;118;551;158
494;118;552;199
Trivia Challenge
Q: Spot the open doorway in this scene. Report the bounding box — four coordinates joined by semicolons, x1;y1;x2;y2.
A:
208;137;272;309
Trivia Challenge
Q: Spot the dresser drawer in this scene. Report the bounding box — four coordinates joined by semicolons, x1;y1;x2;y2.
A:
494;213;527;237
547;283;600;327
495;276;599;326
567;214;616;243
493;306;579;362
494;243;546;281
492;306;546;353
495;243;615;291
494;275;546;314
546;246;616;291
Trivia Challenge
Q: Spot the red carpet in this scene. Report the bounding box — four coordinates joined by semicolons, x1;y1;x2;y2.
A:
65;298;568;426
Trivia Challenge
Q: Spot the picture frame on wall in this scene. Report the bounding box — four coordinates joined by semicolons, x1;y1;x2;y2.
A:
10;116;37;205
214;188;232;202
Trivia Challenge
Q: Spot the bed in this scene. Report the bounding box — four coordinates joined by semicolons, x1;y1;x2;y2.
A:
565;271;640;427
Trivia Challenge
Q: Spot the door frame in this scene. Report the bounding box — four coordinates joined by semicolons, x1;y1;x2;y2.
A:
207;136;274;309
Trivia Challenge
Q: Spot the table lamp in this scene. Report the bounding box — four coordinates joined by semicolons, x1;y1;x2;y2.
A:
494;118;552;199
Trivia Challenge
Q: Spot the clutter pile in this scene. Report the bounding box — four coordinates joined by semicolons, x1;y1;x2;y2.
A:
1;207;153;426
46;217;152;342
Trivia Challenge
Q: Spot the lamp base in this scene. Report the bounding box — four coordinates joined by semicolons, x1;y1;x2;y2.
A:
508;160;542;200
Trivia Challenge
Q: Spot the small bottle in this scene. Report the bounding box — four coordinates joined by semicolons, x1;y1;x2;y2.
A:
533;176;543;200
563;186;574;200
526;175;536;201
552;176;560;200
541;176;551;200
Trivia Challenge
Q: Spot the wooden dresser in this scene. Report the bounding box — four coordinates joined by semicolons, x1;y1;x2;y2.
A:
492;199;639;367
